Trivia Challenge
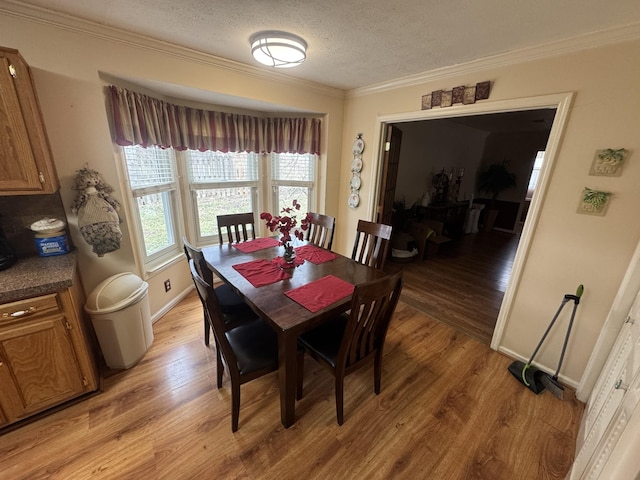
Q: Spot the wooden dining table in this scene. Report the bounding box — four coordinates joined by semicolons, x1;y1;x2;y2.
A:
203;239;387;428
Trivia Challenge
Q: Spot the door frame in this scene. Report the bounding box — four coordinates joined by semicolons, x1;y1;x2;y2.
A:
368;92;574;350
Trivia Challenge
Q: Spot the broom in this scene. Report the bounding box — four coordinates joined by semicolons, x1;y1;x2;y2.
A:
508;285;584;396
540;285;584;399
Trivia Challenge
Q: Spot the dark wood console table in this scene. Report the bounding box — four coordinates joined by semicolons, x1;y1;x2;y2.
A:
415;201;468;240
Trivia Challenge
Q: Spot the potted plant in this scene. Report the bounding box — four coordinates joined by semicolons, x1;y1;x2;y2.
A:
477;159;516;231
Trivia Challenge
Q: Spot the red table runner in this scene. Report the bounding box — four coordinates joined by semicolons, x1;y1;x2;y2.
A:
294;245;338;265
284;275;354;313
232;258;291;287
233;237;280;253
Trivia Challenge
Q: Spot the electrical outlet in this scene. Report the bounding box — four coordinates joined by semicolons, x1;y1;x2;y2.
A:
164;279;171;292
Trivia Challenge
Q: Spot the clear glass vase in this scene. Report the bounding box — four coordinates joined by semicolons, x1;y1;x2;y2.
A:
283;244;296;264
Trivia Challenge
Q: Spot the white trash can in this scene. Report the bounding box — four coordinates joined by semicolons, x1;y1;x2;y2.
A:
85;273;153;369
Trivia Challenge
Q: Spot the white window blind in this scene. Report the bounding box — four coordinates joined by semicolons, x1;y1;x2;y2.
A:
124;146;175;189
272;153;314;181
188;151;258;183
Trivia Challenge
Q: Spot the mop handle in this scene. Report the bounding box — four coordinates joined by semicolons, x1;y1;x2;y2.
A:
526;297;570;364
552;286;584;377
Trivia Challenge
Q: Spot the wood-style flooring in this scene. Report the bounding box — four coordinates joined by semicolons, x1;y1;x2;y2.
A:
0;285;583;479
386;229;520;344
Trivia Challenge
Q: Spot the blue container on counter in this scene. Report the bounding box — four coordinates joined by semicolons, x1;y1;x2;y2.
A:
34;231;70;256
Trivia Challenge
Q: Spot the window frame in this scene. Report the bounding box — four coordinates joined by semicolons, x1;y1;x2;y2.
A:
181;150;262;245
526;150;545;201
116;146;319;277
268;152;316;218
118;145;185;275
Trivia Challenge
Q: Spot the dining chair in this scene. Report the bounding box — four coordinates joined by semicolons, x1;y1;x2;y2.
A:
217;212;256;245
189;259;278;432
296;271;403;425
306;212;335;250
351;220;393;270
183;236;252;346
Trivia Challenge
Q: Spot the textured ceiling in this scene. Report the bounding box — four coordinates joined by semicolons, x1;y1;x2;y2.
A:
8;0;640;91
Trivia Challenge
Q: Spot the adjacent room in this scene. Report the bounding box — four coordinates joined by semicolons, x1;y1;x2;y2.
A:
385;109;555;344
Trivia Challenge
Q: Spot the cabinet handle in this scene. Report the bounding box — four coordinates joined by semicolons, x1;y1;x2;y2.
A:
614;379;628;391
624;316;635;324
2;306;37;318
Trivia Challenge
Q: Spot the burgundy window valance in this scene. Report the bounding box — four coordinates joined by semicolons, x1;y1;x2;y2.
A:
106;85;321;155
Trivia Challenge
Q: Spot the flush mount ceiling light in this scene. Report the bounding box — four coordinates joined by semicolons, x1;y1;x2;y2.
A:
250;31;307;68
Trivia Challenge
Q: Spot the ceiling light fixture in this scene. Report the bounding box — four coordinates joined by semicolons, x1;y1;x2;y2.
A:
250;31;307;68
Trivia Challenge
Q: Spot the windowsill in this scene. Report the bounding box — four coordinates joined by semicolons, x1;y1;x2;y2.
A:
143;252;185;279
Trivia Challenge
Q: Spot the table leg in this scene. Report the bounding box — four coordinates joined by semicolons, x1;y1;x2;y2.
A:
278;332;297;428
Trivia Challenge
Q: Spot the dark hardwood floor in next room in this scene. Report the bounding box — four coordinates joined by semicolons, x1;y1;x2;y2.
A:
0;291;583;479
386;229;520;344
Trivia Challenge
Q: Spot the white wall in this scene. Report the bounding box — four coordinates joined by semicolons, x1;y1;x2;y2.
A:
395;120;489;207
338;39;640;391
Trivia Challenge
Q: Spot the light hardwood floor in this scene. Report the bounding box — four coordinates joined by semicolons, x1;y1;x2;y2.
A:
0;286;583;479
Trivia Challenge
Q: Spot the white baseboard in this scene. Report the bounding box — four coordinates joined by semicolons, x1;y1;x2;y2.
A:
151;285;194;324
498;346;580;390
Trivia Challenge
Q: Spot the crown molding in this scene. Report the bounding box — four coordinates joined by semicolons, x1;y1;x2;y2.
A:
0;0;344;99
348;21;640;98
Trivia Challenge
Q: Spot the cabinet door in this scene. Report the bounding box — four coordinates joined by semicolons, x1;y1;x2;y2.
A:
0;48;59;194
569;290;640;479
0;310;85;422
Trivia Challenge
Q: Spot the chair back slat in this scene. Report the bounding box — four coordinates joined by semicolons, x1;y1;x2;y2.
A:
217;212;256;245
306;212;335;250
183;236;213;286
340;272;402;368
340;272;401;367
351;220;392;270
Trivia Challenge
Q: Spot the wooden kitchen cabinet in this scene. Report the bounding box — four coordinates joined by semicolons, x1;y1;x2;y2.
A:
0;279;97;428
0;46;59;195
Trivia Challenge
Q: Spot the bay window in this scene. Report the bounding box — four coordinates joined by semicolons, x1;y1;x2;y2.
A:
119;145;317;272
108;85;321;275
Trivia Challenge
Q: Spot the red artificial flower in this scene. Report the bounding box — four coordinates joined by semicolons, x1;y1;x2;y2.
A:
260;199;311;248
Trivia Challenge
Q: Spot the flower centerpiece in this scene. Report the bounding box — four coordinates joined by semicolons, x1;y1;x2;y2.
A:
261;200;312;264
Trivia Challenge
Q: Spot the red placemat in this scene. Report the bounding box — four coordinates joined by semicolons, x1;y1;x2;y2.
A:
233;237;280;253
284;275;354;313
232;258;291;287
294;245;338;265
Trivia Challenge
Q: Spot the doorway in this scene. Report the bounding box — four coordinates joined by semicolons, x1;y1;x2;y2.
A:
371;93;574;349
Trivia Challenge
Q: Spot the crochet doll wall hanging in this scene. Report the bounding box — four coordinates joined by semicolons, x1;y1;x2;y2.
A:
71;166;123;257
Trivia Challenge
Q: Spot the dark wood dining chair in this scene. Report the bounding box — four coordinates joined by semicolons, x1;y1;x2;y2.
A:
217;212;256;245
183;236;252;347
306;212;335;250
351;220;393;270
189;259;278;432
296;271;403;425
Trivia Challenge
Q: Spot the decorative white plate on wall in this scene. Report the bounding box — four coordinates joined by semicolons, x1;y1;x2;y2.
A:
351;157;363;172
348;192;360;208
352;138;364;155
350;175;361;190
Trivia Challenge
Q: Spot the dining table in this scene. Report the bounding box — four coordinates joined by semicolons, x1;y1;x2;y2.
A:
203;238;387;428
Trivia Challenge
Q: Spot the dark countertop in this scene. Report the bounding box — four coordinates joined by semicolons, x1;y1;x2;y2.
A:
0;252;77;304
